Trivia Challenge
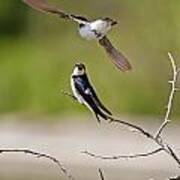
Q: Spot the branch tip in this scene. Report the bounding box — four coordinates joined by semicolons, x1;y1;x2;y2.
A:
0;149;74;180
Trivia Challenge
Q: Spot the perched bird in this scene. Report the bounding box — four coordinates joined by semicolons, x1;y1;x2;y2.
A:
23;0;132;72
71;63;112;122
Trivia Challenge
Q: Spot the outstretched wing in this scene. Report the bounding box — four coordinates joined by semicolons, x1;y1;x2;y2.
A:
99;36;132;72
23;0;70;18
23;0;89;23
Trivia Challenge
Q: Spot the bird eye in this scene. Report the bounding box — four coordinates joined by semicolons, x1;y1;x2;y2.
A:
78;67;83;70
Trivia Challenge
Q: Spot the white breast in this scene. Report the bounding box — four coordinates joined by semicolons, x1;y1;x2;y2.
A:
79;24;97;40
90;20;111;35
70;78;94;112
71;78;84;104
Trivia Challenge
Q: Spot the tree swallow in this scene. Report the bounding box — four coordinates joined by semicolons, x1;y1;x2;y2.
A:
23;0;132;72
71;63;112;122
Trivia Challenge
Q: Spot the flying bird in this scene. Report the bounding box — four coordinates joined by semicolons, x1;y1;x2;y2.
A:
71;63;112;122
23;0;132;72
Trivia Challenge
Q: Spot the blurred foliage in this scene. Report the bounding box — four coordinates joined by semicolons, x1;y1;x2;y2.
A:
0;0;27;35
0;0;180;118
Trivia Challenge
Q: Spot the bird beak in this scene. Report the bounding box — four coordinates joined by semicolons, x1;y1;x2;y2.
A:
111;20;118;26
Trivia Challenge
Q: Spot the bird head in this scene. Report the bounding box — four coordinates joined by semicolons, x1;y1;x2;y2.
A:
103;17;118;26
72;63;86;76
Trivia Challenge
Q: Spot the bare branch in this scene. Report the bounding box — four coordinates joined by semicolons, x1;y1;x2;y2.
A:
108;117;153;139
83;53;180;167
166;145;180;165
0;149;74;180
155;52;180;138
99;169;105;180
82;148;164;160
61;90;77;101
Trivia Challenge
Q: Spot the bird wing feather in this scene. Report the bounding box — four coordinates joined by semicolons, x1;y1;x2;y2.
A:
23;0;89;23
73;77;99;112
99;36;132;71
74;75;112;115
88;85;112;115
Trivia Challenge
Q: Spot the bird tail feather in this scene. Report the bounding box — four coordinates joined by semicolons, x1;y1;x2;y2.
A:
95;109;109;123
99;36;132;71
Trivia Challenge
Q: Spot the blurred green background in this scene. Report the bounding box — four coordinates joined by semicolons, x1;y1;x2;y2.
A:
0;0;179;118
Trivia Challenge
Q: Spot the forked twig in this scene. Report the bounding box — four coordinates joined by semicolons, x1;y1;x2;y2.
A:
83;53;180;167
0;149;74;180
155;52;180;139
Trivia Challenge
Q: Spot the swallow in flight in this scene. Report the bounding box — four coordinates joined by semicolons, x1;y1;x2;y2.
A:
23;0;132;71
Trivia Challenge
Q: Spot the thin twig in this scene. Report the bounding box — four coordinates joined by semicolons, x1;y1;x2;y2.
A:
155;52;180;139
0;149;74;180
166;145;180;165
83;148;164;160
109;118;153;139
99;169;105;180
61;90;77;101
